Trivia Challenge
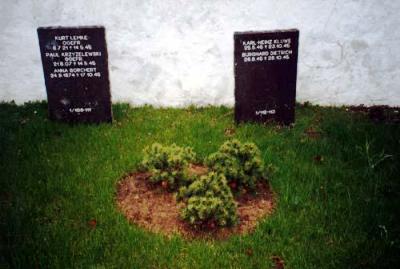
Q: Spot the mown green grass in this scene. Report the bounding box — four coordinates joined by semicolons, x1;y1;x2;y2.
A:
0;102;399;268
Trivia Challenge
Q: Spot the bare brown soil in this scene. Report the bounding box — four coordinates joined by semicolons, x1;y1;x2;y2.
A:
116;165;275;240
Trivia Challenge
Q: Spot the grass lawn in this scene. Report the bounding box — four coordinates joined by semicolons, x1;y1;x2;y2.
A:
1;102;399;268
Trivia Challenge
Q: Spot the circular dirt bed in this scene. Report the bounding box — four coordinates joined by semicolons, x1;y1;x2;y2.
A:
116;165;275;240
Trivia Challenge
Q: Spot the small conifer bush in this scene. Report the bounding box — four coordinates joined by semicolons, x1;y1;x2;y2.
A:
140;143;196;190
139;140;266;228
179;172;237;227
206;139;265;191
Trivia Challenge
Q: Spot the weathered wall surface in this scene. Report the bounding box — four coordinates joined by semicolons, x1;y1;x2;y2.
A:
1;0;399;106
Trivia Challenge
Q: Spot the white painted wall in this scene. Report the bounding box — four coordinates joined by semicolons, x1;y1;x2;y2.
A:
1;0;399;106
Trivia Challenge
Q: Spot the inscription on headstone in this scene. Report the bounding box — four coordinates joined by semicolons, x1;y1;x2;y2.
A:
37;26;112;123
234;29;299;125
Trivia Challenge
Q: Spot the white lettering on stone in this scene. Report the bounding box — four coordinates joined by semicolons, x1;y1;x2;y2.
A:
44;34;102;79
242;38;293;63
255;109;276;115
69;107;93;113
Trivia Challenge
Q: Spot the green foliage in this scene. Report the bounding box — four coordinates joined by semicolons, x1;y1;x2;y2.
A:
2;103;400;268
140;143;196;190
140;140;264;227
177;171;232;201
141;143;238;227
206;139;265;190
359;139;393;172
179;172;237;227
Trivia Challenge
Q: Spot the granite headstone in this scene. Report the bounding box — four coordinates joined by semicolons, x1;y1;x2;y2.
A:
234;29;299;125
37;26;112;123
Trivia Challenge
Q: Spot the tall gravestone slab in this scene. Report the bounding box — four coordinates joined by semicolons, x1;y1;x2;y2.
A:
37;26;112;123
234;29;299;125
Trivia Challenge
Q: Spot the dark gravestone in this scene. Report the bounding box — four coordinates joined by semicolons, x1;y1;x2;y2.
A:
37;26;112;123
234;29;299;125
